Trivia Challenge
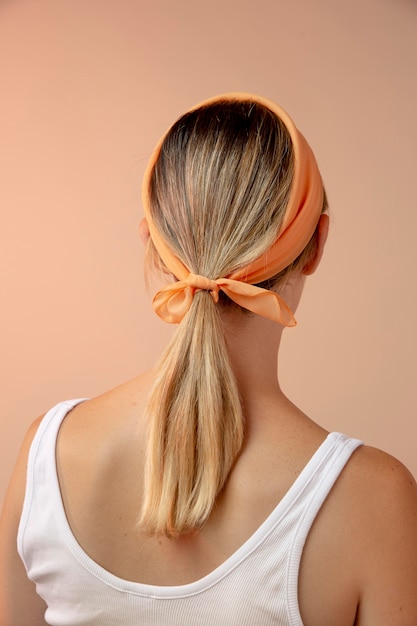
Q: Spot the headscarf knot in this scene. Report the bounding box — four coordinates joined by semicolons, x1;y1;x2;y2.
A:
185;273;220;302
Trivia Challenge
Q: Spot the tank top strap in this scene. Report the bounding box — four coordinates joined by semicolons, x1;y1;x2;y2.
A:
285;432;363;623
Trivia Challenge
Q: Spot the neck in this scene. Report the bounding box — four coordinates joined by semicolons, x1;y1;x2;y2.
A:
222;310;285;417
220;276;305;430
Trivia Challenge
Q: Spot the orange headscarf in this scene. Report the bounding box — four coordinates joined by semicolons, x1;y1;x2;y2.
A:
142;93;324;326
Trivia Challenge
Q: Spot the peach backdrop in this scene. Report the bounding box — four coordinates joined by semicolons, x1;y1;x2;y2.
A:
1;0;416;507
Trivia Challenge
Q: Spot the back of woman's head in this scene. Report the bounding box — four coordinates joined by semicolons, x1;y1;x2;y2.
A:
147;99;294;286
139;95;325;537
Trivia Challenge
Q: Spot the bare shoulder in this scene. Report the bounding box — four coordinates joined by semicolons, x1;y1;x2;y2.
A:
344;445;417;624
338;443;417;555
0;414;48;625
343;443;417;514
350;442;416;480
61;370;155;430
299;442;417;626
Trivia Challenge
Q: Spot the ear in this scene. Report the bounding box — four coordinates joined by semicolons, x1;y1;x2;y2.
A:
139;217;150;244
302;214;329;276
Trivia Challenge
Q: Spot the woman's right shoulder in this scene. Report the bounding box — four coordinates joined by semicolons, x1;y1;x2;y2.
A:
348;442;416;492
345;443;417;516
338;443;417;623
300;441;417;625
337;443;417;544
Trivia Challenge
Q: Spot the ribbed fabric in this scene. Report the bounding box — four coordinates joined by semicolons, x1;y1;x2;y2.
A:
18;400;362;626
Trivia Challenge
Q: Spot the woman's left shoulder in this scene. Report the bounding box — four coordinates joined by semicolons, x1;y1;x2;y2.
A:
0;414;49;624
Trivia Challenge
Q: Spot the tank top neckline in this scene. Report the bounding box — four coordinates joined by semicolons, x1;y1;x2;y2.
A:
42;399;347;598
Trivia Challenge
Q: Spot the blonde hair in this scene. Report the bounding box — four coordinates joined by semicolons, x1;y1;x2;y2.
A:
140;99;324;536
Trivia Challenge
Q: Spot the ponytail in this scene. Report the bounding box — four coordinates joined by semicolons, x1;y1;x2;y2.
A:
139;292;244;537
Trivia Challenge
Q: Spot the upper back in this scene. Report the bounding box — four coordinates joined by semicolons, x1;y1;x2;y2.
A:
16;373;385;626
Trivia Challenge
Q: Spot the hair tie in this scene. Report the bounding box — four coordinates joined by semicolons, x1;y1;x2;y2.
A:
142;92;324;326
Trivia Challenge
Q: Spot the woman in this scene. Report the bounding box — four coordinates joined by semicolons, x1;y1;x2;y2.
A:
1;93;416;625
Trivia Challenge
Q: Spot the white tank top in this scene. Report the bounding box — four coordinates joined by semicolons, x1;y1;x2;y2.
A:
18;399;362;626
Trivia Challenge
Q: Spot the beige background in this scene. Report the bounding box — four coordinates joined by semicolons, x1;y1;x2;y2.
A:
1;0;416;508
